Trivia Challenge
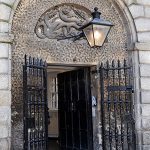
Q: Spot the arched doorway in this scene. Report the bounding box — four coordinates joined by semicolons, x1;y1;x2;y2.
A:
11;0;136;149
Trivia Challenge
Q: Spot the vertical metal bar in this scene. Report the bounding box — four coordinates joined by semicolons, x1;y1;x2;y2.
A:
124;59;130;149
106;61;112;150
43;61;48;150
118;60;124;150
23;55;28;150
100;63;106;150
112;60;118;150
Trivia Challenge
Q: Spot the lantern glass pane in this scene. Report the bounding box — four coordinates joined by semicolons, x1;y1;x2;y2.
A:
83;25;94;47
93;24;111;46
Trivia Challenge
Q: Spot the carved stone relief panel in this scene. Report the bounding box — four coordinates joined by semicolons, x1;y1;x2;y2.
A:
35;4;92;40
11;0;130;149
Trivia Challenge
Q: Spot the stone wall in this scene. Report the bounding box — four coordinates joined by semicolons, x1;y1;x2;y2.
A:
123;0;150;149
0;0;150;149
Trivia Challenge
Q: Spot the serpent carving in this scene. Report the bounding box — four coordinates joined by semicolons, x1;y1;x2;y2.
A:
35;4;91;40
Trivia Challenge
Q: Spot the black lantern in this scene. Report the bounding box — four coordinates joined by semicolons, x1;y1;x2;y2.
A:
81;7;113;47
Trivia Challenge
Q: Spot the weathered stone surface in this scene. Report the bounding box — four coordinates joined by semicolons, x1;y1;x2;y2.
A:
145;6;150;18
0;33;14;43
0;0;15;6
0;124;9;138
0;138;9;150
140;64;150;77
135;43;150;51
135;18;150;32
0;106;11;125
143;131;150;145
0;22;9;33
0;43;9;58
141;78;150;90
137;0;150;5
123;0;137;6
0;74;9;90
0;59;9;74
139;51;150;64
141;105;150;116
142;117;150;130
141;91;150;103
143;145;150;150
129;4;144;18
0;4;11;21
138;32;150;42
0;90;11;106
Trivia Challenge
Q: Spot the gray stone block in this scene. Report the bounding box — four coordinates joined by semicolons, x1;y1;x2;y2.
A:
0;138;9;150
143;131;150;145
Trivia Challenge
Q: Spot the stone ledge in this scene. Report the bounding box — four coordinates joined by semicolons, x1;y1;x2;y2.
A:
0;33;14;43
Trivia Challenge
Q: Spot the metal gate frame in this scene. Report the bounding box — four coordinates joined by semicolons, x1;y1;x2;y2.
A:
23;55;48;150
99;60;136;150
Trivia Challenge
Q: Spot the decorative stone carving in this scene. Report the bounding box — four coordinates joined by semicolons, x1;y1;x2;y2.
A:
35;4;91;40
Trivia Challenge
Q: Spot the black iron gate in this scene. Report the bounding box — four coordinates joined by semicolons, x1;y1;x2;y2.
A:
99;60;136;150
23;55;48;150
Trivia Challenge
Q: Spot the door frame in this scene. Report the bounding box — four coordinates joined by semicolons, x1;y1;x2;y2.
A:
47;63;95;150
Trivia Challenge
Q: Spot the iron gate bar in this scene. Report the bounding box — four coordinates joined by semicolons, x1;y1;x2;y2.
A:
23;55;48;150
97;59;136;150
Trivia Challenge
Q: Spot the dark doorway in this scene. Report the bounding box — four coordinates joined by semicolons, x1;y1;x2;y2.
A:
57;68;93;150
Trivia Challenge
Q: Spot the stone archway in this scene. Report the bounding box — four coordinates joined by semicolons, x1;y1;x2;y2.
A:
10;0;136;149
2;0;147;150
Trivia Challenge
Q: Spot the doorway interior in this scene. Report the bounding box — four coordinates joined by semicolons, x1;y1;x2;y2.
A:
47;64;94;150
